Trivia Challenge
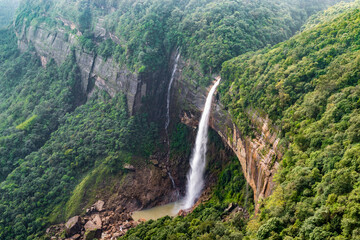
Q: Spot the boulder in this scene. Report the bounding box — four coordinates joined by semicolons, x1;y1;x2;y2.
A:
119;212;133;222
65;216;82;237
93;200;105;212
123;221;132;229
84;220;101;240
113;232;121;238
92;214;102;228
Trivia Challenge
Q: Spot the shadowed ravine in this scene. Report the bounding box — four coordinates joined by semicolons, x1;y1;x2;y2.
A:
133;78;221;220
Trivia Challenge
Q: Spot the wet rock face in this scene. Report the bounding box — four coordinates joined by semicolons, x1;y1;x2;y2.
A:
173;56;282;211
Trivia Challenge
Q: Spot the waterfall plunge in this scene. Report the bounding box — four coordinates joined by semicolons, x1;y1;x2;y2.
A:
182;78;221;209
165;51;180;132
165;51;180;190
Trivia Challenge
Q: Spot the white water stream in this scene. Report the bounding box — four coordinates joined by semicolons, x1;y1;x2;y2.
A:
165;51;180;189
182;78;221;209
165;51;180;132
133;78;221;219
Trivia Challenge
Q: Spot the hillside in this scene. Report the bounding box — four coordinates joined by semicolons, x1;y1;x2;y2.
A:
121;3;360;239
220;6;360;239
0;0;359;240
15;0;348;77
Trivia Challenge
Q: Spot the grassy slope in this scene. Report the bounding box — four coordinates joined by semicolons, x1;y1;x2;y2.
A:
220;6;360;239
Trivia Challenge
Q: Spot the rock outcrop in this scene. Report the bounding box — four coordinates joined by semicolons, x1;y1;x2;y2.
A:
16;23;141;115
93;200;105;212
172;56;282;211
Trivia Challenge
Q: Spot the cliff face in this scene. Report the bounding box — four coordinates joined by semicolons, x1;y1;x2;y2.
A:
17;24;141;114
16;20;281;211
172;57;282;210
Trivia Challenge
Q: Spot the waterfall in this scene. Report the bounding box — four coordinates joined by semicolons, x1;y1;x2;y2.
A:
168;172;176;189
182;78;221;210
165;51;180;132
165;50;180;189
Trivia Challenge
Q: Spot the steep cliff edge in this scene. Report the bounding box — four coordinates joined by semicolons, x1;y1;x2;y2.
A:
172;57;283;210
16;23;142;114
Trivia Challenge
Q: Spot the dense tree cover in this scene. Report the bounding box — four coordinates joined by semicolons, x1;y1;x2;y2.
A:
220;7;360;239
0;30;158;239
15;0;349;75
0;0;20;29
303;0;360;31
1;0;359;239
101;0;352;73
0;30;83;182
0;92;158;239
122;159;253;240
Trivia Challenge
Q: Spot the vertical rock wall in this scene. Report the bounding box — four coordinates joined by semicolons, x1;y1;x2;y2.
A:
172;56;283;211
16;24;141;114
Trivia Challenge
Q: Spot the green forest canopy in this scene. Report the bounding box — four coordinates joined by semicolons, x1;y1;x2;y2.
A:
16;0;349;73
0;0;359;239
220;6;360;239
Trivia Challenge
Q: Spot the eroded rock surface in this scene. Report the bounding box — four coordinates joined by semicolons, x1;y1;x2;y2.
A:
173;55;282;212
